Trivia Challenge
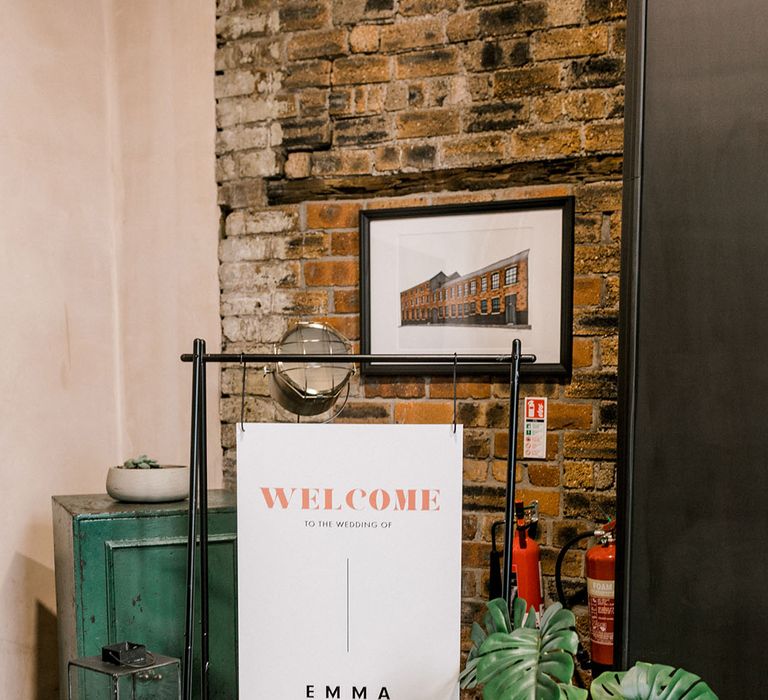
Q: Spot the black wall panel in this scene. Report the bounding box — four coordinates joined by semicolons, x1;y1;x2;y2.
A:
618;1;768;695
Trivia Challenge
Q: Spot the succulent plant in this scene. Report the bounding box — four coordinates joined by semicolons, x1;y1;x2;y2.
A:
120;454;160;469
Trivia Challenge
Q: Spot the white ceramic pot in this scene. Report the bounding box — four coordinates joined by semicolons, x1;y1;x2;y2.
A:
106;465;189;503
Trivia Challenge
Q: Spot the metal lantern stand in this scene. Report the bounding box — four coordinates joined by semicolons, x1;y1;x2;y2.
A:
180;338;535;700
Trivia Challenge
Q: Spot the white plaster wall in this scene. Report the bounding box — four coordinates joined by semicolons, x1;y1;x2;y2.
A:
0;1;219;696
110;0;221;467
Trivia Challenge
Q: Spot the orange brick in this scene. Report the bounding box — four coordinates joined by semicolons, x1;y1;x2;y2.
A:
306;202;360;229
304;260;359;286
331;231;359;256
532;26;609;61
333;55;390;85
465;432;491;461
573;277;602;306
363;378;426;398
349;25;380;53
565;90;610;122
527;463;560;487
511;126;581;159
585;121;625;153
462;541;492;568
446;11;479;42
573;338;594;368
430;191;496;206
494;65;561;99
312;150;372;177
477;514;503;543
491;461;523;484
463;459;488;482
333;289;359;313
531;93;566;123
283;59;332;89
542;547;583;577
547;402;593;430
395;401;454;424
380;18;443;52
287;28;347;61
564;431;617;460
365;196;430;210
396;47;459;79
564;461;594;489
575;213;602;243
463;513;479;540
492;184;575;201
374;144;401;171
442;134;507;167
574;244;621;275
575;182;623;213
335;401;391;424
600;337;619;367
477;514;515;546
609;212;622;242
515;488;560;516
430;379;492;399
462;569;480;599
401;0;459;16
312;315;359;341
396;109;461;138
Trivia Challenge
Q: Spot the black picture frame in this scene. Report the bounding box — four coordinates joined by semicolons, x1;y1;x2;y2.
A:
359;197;574;377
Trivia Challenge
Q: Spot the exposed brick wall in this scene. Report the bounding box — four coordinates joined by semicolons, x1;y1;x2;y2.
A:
215;0;624;670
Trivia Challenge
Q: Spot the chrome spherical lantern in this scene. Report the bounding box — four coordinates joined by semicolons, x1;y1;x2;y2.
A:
268;322;354;417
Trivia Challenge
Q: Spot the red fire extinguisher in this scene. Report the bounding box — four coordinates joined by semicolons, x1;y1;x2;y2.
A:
555;520;616;672
512;500;543;617
586;523;616;670
489;500;543;617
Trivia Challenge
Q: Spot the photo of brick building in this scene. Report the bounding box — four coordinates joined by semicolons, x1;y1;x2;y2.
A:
400;250;529;328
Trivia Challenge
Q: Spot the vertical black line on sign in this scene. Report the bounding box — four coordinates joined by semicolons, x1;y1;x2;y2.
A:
346;558;350;653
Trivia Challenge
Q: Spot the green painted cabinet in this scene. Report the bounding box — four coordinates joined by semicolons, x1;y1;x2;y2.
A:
53;492;237;699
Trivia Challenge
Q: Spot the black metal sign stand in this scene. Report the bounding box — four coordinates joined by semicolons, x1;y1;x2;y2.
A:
180;338;534;700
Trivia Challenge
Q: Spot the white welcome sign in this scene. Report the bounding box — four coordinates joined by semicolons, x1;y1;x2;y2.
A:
237;423;463;700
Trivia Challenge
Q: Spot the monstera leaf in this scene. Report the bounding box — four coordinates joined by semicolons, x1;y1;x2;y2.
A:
589;669;624;699
461;600;719;700
591;663;719;700
460;597;538;690
474;603;580;700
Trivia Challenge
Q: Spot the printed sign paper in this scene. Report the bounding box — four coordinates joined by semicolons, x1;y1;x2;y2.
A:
237;423;463;700
523;397;547;459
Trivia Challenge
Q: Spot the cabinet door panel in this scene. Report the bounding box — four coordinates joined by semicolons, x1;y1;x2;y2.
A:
77;514;237;699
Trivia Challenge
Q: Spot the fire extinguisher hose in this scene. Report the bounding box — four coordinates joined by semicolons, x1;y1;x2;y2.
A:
554;530;596;609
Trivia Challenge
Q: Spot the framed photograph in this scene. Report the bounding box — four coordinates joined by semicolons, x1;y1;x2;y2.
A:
359;197;574;377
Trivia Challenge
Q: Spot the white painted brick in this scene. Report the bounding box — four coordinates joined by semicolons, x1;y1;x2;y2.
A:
215;70;256;98
216;125;270;154
222;314;288;343
221;292;269;316
216;13;270;41
225;208;298;236
219;261;299;290
216;96;278;128
219;236;274;263
236;149;278;177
